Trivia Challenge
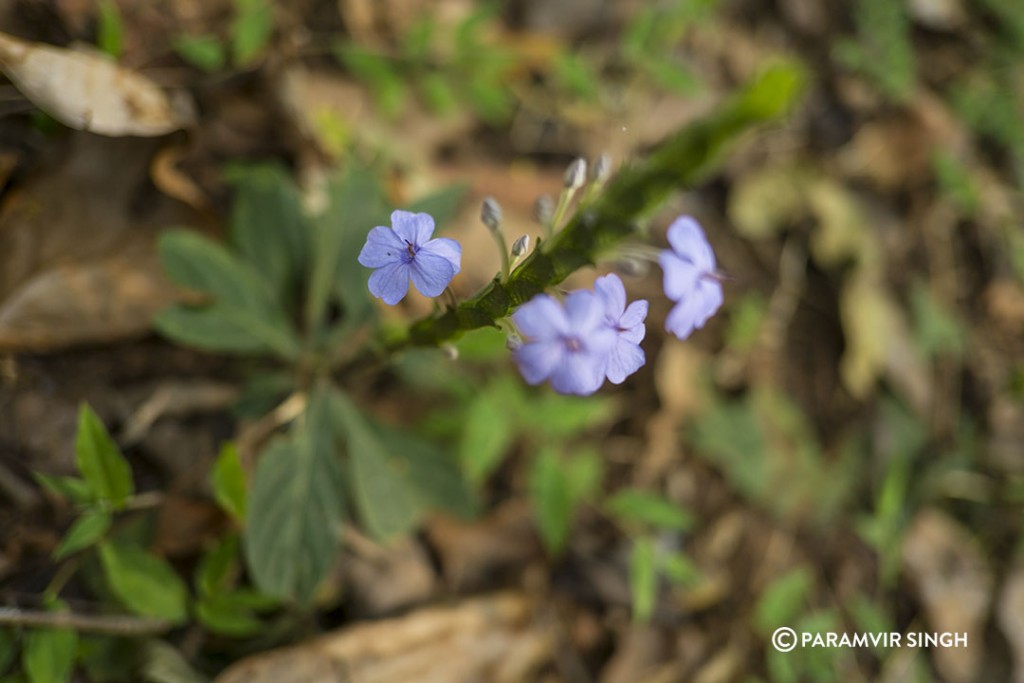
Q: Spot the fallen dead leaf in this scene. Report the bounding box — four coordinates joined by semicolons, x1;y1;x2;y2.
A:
0;32;194;137
902;509;991;683
998;566;1024;683
214;592;550;683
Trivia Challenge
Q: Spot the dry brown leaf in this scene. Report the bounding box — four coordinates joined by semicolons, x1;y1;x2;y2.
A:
214;592;550;683
0;133;201;351
0;32;193;137
998;566;1024;683
902;509;991;683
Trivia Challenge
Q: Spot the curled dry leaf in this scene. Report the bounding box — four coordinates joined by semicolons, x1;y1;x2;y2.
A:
0;32;193;137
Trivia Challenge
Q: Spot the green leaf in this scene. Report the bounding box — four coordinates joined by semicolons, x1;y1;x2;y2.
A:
459;386;515;484
23;625;76;683
629;536;658;622
662;552;701;585
641;56;699;94
605;488;694;531
54;507;111;560
75;404;133;509
0;629;16;676
404;184;469;231
418;72;458;115
554;52;600;100
225;163;308;302
195;533;240;598
375;426;476;520
307;168;390;334
99;542;189;623
529;448;574;553
173;35;226;72
527;392;616;439
231;0;273;65
566;449;603;505
33;473;94;505
334;45;407;118
157;229;301;359
331;393;421;540
244;387;344;603
96;0;123;58
195;594;262;637
754;566;814;634
211;443;247;521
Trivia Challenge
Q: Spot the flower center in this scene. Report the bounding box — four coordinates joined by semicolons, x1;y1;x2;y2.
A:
403;240;418;264
562;335;583;352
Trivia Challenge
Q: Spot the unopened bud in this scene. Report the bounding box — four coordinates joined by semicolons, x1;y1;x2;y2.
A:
506;333;523;351
480;196;503;233
613;257;650;277
441;344;459;361
533;194;554;224
563;157;587;190
591;153;611;183
511;234;530;258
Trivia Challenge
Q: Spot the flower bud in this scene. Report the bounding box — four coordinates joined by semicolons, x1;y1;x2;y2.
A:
480;196;503;233
511;234;530;258
441;344;459;361
533;194;554;224
563;157;587;190
591;153;611;183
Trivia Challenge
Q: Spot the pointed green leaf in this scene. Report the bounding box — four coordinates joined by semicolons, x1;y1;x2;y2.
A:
33;474;94;505
157;230;300;359
244;387;344;603
211;443;247;521
225;163;307;300
99;542;189;623
97;0;124;58
459;387;514;484
332;393;421;540
605;488;694;531
174;35;226;72
231;0;273;65
195;533;240;598
54;507;111;560
23;625;76;683
307;168;389;333
195;594;262;637
529;448;574;553
754;566;814;634
630;536;657;622
75;404;133;508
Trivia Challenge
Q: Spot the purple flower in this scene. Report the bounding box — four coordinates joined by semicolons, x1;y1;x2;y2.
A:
594;274;647;384
358;210;461;305
658;216;723;340
511;291;616;396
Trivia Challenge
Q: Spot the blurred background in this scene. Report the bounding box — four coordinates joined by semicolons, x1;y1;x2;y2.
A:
0;0;1023;681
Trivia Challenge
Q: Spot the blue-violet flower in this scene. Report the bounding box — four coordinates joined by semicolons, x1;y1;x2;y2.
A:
658;216;723;340
358;210;461;305
594;274;647;384
511;291;616;396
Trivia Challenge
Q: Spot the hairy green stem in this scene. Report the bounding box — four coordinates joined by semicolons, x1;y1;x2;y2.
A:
388;66;804;352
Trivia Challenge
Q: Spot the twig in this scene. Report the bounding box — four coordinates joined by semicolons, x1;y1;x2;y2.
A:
0;607;173;636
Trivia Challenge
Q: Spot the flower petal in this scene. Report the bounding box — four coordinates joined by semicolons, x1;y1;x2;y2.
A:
665;296;700;340
422;237;462;274
409;249;457;297
563;290;604;334
513;295;568;340
619;299;648;332
550;350;606;396
666;216;715;271
659;252;700;301
594;274;626;319
514;340;563;384
606;340;645;384
358;226;406;268
693;280;724;329
391;210;435;246
368;261;411;305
